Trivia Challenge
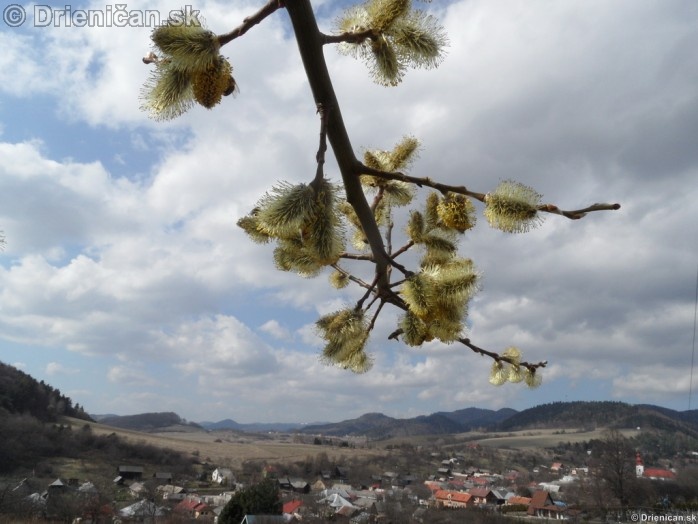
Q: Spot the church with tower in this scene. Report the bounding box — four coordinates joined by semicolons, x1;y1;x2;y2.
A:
635;452;676;481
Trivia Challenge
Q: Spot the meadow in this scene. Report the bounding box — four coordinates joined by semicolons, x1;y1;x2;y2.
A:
66;417;385;468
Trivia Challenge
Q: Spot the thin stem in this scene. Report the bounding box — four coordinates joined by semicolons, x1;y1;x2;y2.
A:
321;29;376;45
360;163;621;219
357;276;380;309
539;202;622;219
340;253;374;261
218;0;283;46
360;162;486;200
285;0;393;295
459;338;548;371
367;300;386;332
312;103;330;187
330;264;373;291
390;240;414;260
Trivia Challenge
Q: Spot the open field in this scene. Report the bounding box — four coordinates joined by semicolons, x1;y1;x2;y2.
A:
471;428;640;449
63;418;641;468
380;427;640;450
64;418;386;468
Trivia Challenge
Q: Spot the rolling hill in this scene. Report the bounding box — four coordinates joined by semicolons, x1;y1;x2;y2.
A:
498;401;698;438
295;402;698;440
198;418;306;433
97;412;202;432
299;408;510;439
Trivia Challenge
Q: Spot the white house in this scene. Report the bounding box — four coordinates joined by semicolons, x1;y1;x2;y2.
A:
212;467;235;485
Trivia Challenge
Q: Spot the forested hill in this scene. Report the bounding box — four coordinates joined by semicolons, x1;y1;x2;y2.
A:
98;412;201;431
297;402;698;439
499;401;698;437
0;361;91;422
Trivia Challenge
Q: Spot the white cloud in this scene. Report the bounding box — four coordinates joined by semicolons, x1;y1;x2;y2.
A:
107;365;158;386
259;320;291;340
613;366;695;401
45;362;79;376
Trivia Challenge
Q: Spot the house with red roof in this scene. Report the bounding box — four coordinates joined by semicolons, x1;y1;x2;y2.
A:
174;498;212;519
434;490;473;509
507;495;532;506
636;453;676;481
527;490;566;520
643;468;677;481
468;487;498;506
283;499;303;516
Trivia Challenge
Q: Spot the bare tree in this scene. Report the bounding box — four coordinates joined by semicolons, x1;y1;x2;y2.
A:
596;430;637;510
141;0;619;382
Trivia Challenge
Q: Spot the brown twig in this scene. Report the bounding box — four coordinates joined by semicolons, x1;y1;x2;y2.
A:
387;329;548;371
539;202;622;219
218;0;283;46
285;0;394;295
321;29;375;45
313;103;330;187
459;337;548;371
359;162;621;219
359;162;487;201
330;264;373;291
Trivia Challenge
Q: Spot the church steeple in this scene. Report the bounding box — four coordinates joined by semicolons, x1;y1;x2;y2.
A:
635;452;644;478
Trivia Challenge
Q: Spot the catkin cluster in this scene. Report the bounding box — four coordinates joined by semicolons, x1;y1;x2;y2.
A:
237;178;345;278
140;11;236;120
489;348;542;388
335;0;448;85
401;191;479;344
316;309;372;373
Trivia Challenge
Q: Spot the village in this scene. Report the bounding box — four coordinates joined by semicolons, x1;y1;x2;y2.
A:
6;439;691;524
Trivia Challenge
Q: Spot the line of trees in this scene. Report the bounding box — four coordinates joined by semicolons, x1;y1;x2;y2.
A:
0;361;90;422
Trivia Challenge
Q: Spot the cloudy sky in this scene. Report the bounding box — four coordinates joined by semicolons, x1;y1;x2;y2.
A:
1;0;697;424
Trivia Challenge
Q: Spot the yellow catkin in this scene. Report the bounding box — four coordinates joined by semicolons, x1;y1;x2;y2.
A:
368;0;411;33
192;57;233;109
437;193;476;232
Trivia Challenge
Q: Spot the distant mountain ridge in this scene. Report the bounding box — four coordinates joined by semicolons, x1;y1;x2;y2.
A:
198;418;306;433
436;407;518;428
295;402;698;439
94;402;698;440
498;401;698;438
298;408;516;439
98;412;202;431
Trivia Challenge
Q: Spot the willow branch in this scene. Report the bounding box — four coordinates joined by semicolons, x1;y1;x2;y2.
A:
459;337;548;371
367;300;386;332
539;202;622;219
218;0;283;46
285;0;393;295
360;163;621;219
370;186;385;214
331;264;373;291
359;163;487;201
390;240;414;260
357;276;379;309
312;103;329;186
320;29;375;45
387;330;548;371
340;252;374;261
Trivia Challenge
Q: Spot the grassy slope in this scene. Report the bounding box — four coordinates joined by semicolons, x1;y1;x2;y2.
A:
65;417;385;468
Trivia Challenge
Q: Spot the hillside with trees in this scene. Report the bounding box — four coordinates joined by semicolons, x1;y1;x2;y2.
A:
299;401;698;439
498;401;698;437
0;362;196;476
0;362;91;422
98;412;202;431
